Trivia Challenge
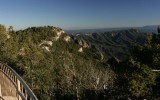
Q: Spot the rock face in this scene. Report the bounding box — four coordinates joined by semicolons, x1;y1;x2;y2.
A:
39;41;53;52
53;30;65;41
70;29;147;60
71;36;89;48
64;36;71;42
78;47;83;52
39;41;53;46
42;46;50;52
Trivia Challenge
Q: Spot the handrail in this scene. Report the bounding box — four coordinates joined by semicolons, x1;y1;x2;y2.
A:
0;62;38;100
152;69;160;72
0;96;5;100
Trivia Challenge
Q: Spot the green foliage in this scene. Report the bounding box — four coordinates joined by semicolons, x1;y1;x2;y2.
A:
132;34;160;69
0;24;6;33
0;24;115;99
112;33;160;99
8;26;14;33
2;24;160;99
127;59;156;97
114;57;157;99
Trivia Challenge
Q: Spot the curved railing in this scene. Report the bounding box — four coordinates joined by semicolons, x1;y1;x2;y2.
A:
0;96;4;100
0;62;38;100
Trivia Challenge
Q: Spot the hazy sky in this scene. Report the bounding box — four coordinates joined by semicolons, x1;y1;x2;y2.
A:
0;0;160;30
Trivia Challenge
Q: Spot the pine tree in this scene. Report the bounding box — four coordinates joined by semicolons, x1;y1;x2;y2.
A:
0;24;6;33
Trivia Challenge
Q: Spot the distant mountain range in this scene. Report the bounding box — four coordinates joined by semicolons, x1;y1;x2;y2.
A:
70;29;148;61
66;25;159;34
137;25;159;33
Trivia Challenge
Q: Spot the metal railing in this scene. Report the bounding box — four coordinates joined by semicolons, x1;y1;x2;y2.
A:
0;96;4;100
0;62;38;100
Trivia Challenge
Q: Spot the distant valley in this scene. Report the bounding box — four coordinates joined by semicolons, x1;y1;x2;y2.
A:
70;29;148;60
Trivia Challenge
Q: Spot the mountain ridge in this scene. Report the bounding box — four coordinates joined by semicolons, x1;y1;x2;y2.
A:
66;25;159;34
70;29;148;60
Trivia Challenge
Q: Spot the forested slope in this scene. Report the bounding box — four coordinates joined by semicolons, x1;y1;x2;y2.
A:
0;25;115;99
0;24;160;100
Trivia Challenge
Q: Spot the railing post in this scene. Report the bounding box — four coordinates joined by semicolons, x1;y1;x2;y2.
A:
17;80;22;100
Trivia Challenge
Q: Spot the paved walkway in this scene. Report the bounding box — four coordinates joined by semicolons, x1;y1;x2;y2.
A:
0;72;18;100
0;62;38;100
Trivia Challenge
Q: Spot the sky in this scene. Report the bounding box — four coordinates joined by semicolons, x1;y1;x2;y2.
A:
0;0;160;30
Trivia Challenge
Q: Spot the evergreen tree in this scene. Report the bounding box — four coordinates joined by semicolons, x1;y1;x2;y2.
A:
8;26;14;32
0;24;6;33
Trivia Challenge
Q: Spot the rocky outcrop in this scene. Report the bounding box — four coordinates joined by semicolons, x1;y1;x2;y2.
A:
71;36;89;48
64;36;71;42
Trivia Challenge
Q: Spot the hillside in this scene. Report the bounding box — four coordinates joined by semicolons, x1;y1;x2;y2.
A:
0;24;160;100
0;25;115;99
70;29;148;60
